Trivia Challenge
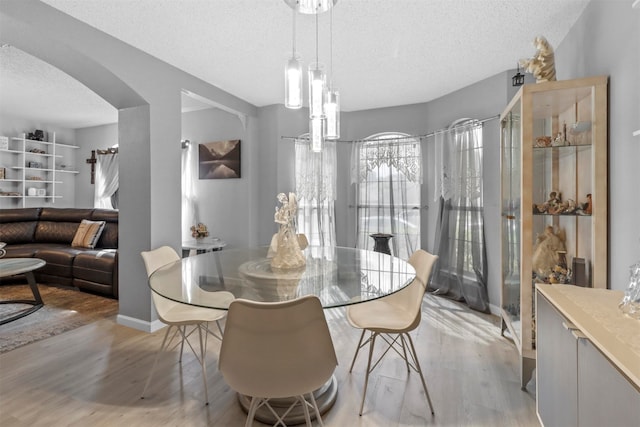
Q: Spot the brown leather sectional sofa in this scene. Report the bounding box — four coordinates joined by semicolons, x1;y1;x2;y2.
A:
0;207;118;298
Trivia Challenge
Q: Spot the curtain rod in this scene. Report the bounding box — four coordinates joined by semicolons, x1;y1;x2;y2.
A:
281;114;500;144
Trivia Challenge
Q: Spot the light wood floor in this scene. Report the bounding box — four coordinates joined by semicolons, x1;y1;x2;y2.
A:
0;294;539;426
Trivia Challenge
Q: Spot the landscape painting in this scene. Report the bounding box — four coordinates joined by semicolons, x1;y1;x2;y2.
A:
198;140;241;179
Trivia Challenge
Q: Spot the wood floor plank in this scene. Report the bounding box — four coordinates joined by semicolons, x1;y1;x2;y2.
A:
0;294;539;426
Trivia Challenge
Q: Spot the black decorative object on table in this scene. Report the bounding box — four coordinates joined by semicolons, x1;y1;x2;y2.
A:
370;233;393;255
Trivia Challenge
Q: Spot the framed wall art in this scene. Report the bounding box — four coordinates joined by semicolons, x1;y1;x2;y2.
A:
198;139;241;179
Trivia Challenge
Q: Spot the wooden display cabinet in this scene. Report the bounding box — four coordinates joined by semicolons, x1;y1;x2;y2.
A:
499;76;608;388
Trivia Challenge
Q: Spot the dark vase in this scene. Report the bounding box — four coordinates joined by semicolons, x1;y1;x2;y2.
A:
370;233;393;255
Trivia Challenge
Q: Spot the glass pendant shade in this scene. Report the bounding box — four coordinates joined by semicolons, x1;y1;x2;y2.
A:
310;117;325;152
308;63;326;118
285;55;303;109
325;88;340;139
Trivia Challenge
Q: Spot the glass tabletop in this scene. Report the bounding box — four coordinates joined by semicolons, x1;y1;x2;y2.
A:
148;246;416;309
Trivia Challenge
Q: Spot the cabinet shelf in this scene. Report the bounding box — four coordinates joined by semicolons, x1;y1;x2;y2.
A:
500;76;608;389
532;213;592;217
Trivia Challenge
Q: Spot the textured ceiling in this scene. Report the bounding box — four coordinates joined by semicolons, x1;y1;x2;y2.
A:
1;0;591;129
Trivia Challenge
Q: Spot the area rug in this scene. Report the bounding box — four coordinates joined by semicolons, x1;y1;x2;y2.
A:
0;283;119;354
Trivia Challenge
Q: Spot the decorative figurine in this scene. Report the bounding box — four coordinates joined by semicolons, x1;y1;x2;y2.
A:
270;192;305;270
190;223;209;239
519;35;557;83
583;193;592;215
535;191;561;214
532;225;567;280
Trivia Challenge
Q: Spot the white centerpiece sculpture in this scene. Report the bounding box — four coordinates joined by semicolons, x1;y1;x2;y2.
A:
270;192;306;270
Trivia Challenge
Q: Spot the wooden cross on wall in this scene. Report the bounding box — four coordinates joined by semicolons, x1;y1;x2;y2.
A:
86;150;96;184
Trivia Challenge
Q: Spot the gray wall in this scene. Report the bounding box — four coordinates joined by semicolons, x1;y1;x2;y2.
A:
554;0;640;291
181;108;253;248
74;123;119;208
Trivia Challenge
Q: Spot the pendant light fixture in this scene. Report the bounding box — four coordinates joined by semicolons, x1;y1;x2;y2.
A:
309;13;326;152
324;7;340;140
285;9;302;109
283;0;339;152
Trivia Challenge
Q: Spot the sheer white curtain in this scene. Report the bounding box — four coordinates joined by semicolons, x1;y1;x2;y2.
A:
294;137;336;248
351;133;422;260
94;152;118;209
181;140;198;242
430;119;489;312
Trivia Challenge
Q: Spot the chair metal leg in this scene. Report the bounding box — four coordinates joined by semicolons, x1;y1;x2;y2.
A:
400;334;411;373
405;333;434;415
359;332;378;416
349;329;367;373
197;324;209;405
178;325;186;362
308;391;324;427
141;325;173;399
298;395;312;426
245;397;259;427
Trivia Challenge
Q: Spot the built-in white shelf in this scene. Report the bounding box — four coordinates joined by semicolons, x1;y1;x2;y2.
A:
0;132;78;207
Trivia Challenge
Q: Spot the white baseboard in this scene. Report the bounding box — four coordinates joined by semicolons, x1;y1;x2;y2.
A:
116;314;166;333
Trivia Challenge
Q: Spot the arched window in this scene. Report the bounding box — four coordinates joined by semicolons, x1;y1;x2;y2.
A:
352;132;422;259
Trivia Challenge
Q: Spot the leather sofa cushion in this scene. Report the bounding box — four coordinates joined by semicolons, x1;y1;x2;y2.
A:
0;207;41;223
40;208;94;222
92;209;118;248
0;221;38;244
3;243;44;258
34;246;85;278
73;250;116;285
35;222;79;244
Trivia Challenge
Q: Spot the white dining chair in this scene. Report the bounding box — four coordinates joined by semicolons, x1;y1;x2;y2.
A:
219;295;338;426
346;249;439;416
140;245;234;405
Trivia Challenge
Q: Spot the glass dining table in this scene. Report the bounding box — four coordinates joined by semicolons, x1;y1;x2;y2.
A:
148;245;416;423
148;245;416;309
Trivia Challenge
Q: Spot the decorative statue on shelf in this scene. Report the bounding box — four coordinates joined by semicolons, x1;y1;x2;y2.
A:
190;223;209;239
519;35;557;83
619;261;640;319
532;225;567;281
270;192;306;270
582;193;593;215
534;191;561;214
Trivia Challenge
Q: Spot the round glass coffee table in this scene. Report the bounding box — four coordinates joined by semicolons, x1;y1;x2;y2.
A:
0;258;46;325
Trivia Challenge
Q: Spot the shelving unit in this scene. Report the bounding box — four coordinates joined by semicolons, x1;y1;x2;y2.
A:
0;132;79;207
499;76;608;389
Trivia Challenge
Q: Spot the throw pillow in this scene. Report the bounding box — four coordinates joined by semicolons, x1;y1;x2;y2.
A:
72;219;106;249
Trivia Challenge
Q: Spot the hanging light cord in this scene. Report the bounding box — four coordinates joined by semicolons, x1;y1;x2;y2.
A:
315;13;319;64
329;7;333;84
292;8;296;56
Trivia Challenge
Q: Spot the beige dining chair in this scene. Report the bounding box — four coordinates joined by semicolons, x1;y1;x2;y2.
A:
140;245;234;405
346;249;439;416
219;295;338;427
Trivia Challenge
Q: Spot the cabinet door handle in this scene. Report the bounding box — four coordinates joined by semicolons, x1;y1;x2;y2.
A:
571;329;587;340
562;321;578;330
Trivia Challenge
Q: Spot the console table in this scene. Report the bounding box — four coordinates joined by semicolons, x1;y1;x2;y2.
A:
536;284;640;426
